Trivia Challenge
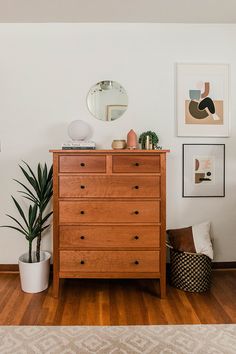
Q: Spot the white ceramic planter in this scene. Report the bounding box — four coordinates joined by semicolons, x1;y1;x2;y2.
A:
18;251;51;293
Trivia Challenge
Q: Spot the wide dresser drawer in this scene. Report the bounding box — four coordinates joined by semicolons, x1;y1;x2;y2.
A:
59;155;106;173
59;200;160;223
60;250;160;273
59;175;160;198
59;225;160;248
112;155;160;173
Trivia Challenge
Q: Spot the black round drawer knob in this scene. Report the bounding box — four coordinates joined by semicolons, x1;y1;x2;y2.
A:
134;210;139;215
80;185;85;189
80;211;85;215
135;162;139;166
80;260;85;265
134;236;139;240
80;236;85;240
80;162;85;167
134;260;139;265
134;186;139;189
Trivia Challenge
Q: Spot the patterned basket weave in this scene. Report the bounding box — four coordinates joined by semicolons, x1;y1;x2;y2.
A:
170;248;212;292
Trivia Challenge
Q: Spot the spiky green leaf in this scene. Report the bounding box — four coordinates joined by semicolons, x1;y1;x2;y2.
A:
41;224;50;232
43;163;48;185
13;179;36;200
11;196;29;228
41;211;53;226
19;165;40;198
21;161;41;196
37;163;43;191
29;204;38;227
47;165;53;184
0;225;28;237
18;191;38;204
5;214;27;233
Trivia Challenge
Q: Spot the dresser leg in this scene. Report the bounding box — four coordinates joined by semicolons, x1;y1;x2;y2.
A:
53;276;59;298
160;277;166;298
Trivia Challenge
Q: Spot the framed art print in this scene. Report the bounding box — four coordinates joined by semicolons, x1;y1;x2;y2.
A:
183;144;225;197
177;64;230;137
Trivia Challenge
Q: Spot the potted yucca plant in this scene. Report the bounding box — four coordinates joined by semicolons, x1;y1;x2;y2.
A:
1;162;53;293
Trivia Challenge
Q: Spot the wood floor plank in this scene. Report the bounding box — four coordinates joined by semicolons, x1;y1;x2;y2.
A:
97;281;110;325
210;271;236;322
141;281;168;324
0;271;235;325
20;291;47;325
0;275;18;318
185;291;232;324
58;280;80;325
3;290;33;325
164;287;201;324
124;280;149;325
110;281;128;325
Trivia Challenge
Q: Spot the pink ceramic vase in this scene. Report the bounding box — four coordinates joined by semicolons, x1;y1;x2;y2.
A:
127;129;137;149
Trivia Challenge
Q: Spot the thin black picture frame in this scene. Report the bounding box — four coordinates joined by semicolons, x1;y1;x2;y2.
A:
182;144;225;198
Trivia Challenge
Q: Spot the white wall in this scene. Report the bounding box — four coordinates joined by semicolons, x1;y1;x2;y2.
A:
0;24;236;263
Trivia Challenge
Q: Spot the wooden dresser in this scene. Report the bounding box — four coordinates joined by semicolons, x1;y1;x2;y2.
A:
50;149;169;298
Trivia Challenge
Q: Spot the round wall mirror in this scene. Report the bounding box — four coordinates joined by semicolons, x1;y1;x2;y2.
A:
87;80;128;121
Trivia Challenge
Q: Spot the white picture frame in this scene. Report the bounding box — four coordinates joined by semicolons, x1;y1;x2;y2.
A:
183;144;225;198
176;64;230;137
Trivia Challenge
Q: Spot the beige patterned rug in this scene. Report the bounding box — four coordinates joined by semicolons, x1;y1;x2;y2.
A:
0;325;236;354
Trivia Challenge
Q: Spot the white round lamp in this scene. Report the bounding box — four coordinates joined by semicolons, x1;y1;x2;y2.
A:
68;120;91;141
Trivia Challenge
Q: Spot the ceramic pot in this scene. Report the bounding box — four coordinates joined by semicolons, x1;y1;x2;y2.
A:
112;140;127;149
127;129;137;149
18;251;51;293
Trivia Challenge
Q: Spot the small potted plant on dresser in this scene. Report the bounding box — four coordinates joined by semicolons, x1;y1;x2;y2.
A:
1;162;53;293
139;131;160;150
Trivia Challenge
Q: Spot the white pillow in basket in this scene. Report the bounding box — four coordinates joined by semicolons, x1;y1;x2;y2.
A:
167;221;213;260
192;221;213;260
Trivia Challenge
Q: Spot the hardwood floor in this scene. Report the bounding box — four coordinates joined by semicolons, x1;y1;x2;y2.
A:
0;270;235;325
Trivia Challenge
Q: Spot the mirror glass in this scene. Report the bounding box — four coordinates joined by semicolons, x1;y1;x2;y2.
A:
87;80;128;121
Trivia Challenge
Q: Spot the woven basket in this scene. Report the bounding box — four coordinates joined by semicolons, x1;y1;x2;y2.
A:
170;248;212;292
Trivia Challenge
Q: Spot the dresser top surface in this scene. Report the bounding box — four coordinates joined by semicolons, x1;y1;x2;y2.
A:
50;149;170;154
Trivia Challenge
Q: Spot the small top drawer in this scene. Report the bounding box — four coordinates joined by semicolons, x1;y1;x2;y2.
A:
59;155;106;173
113;155;160;173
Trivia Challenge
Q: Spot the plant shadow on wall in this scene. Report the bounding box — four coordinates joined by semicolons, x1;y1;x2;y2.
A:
1;162;53;293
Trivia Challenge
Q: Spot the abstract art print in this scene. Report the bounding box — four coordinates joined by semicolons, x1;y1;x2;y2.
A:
194;156;215;185
177;64;229;136
183;144;225;197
